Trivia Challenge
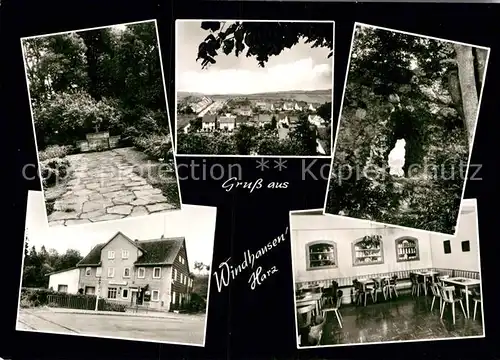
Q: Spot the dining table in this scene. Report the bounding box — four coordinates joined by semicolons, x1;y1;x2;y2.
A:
413;271;440;296
441;277;481;318
296;292;323;314
357;277;390;303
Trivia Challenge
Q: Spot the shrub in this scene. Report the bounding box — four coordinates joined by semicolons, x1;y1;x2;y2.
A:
103;301;126;312
121;126;141;146
185;293;207;313
160;181;180;206
40;158;71;188
20;297;35;308
39;145;73;161
96;97;124;135
133;134;172;160
33;91;123;146
21;288;57;307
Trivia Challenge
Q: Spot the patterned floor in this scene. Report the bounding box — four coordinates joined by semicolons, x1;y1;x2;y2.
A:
320;294;484;345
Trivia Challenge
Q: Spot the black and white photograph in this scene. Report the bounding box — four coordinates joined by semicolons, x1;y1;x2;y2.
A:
17;191;215;346
175;19;334;157
291;198;483;348
21;20;181;228
324;23;489;235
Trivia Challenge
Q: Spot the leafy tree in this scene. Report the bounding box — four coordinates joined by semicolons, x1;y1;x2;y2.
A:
188;118;202;132
271;115;277;128
194;261;210;272
22;246;83;288
23;22;169;150
289;114;318;155
78;28;117;101
196;21;333;68
326;25;484;233
23;34;88;105
234;124;259;155
316;101;332;123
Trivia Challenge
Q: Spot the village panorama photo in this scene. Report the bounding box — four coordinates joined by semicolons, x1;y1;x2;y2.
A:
324;23;489;235
21;20;181;228
175;19;334;157
17;191;215;347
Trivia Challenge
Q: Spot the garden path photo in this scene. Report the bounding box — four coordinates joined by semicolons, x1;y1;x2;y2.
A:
324;23;489;235
21;20;181;227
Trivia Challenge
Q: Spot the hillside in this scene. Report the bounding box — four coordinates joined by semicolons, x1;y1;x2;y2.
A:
177;89;332;104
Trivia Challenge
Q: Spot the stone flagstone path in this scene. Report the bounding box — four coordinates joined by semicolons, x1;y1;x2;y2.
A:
47;148;178;227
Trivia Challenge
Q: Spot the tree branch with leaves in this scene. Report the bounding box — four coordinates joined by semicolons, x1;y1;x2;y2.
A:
196;21;333;68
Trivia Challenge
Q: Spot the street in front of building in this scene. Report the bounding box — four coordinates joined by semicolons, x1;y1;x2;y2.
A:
17;307;206;345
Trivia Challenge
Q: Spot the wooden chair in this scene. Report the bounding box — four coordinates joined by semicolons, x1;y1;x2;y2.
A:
430;282;443;312
410;273;420;296
472;288;482;321
322;290;344;329
321;286;336;307
440;285;466;325
372;278;386;302
352;279;361;305
386;275;399;299
357;281;374;306
416;274;427;295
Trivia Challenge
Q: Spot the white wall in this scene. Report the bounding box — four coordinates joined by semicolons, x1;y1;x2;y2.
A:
48;268;81;294
430;203;479;272
291;214;433;283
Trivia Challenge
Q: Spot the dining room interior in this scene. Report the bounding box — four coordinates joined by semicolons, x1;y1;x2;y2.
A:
291;199;484;348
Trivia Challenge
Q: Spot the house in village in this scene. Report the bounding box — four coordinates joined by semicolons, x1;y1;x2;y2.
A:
47;232;193;312
177;115;195;134
308;103;317;112
288;115;300;125
48;268;80;294
255;102;269;111
191;96;213;114
271;102;283;111
234;106;252;117
218;114;236;132
253;114;274;128
277;114;289;128
283;102;294;111
308;114;324;127
202;114;217;132
294;103;303;111
235;115;252;129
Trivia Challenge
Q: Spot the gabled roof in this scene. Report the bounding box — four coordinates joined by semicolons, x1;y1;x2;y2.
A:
255;114;272;122
235;115;250;124
134;237;185;265
202;114;216;123
76;232;186;267
77;243;105;266
177;115;195;129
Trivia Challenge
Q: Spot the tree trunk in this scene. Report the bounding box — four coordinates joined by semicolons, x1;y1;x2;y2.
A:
454;44;478;147
473;48;488;96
